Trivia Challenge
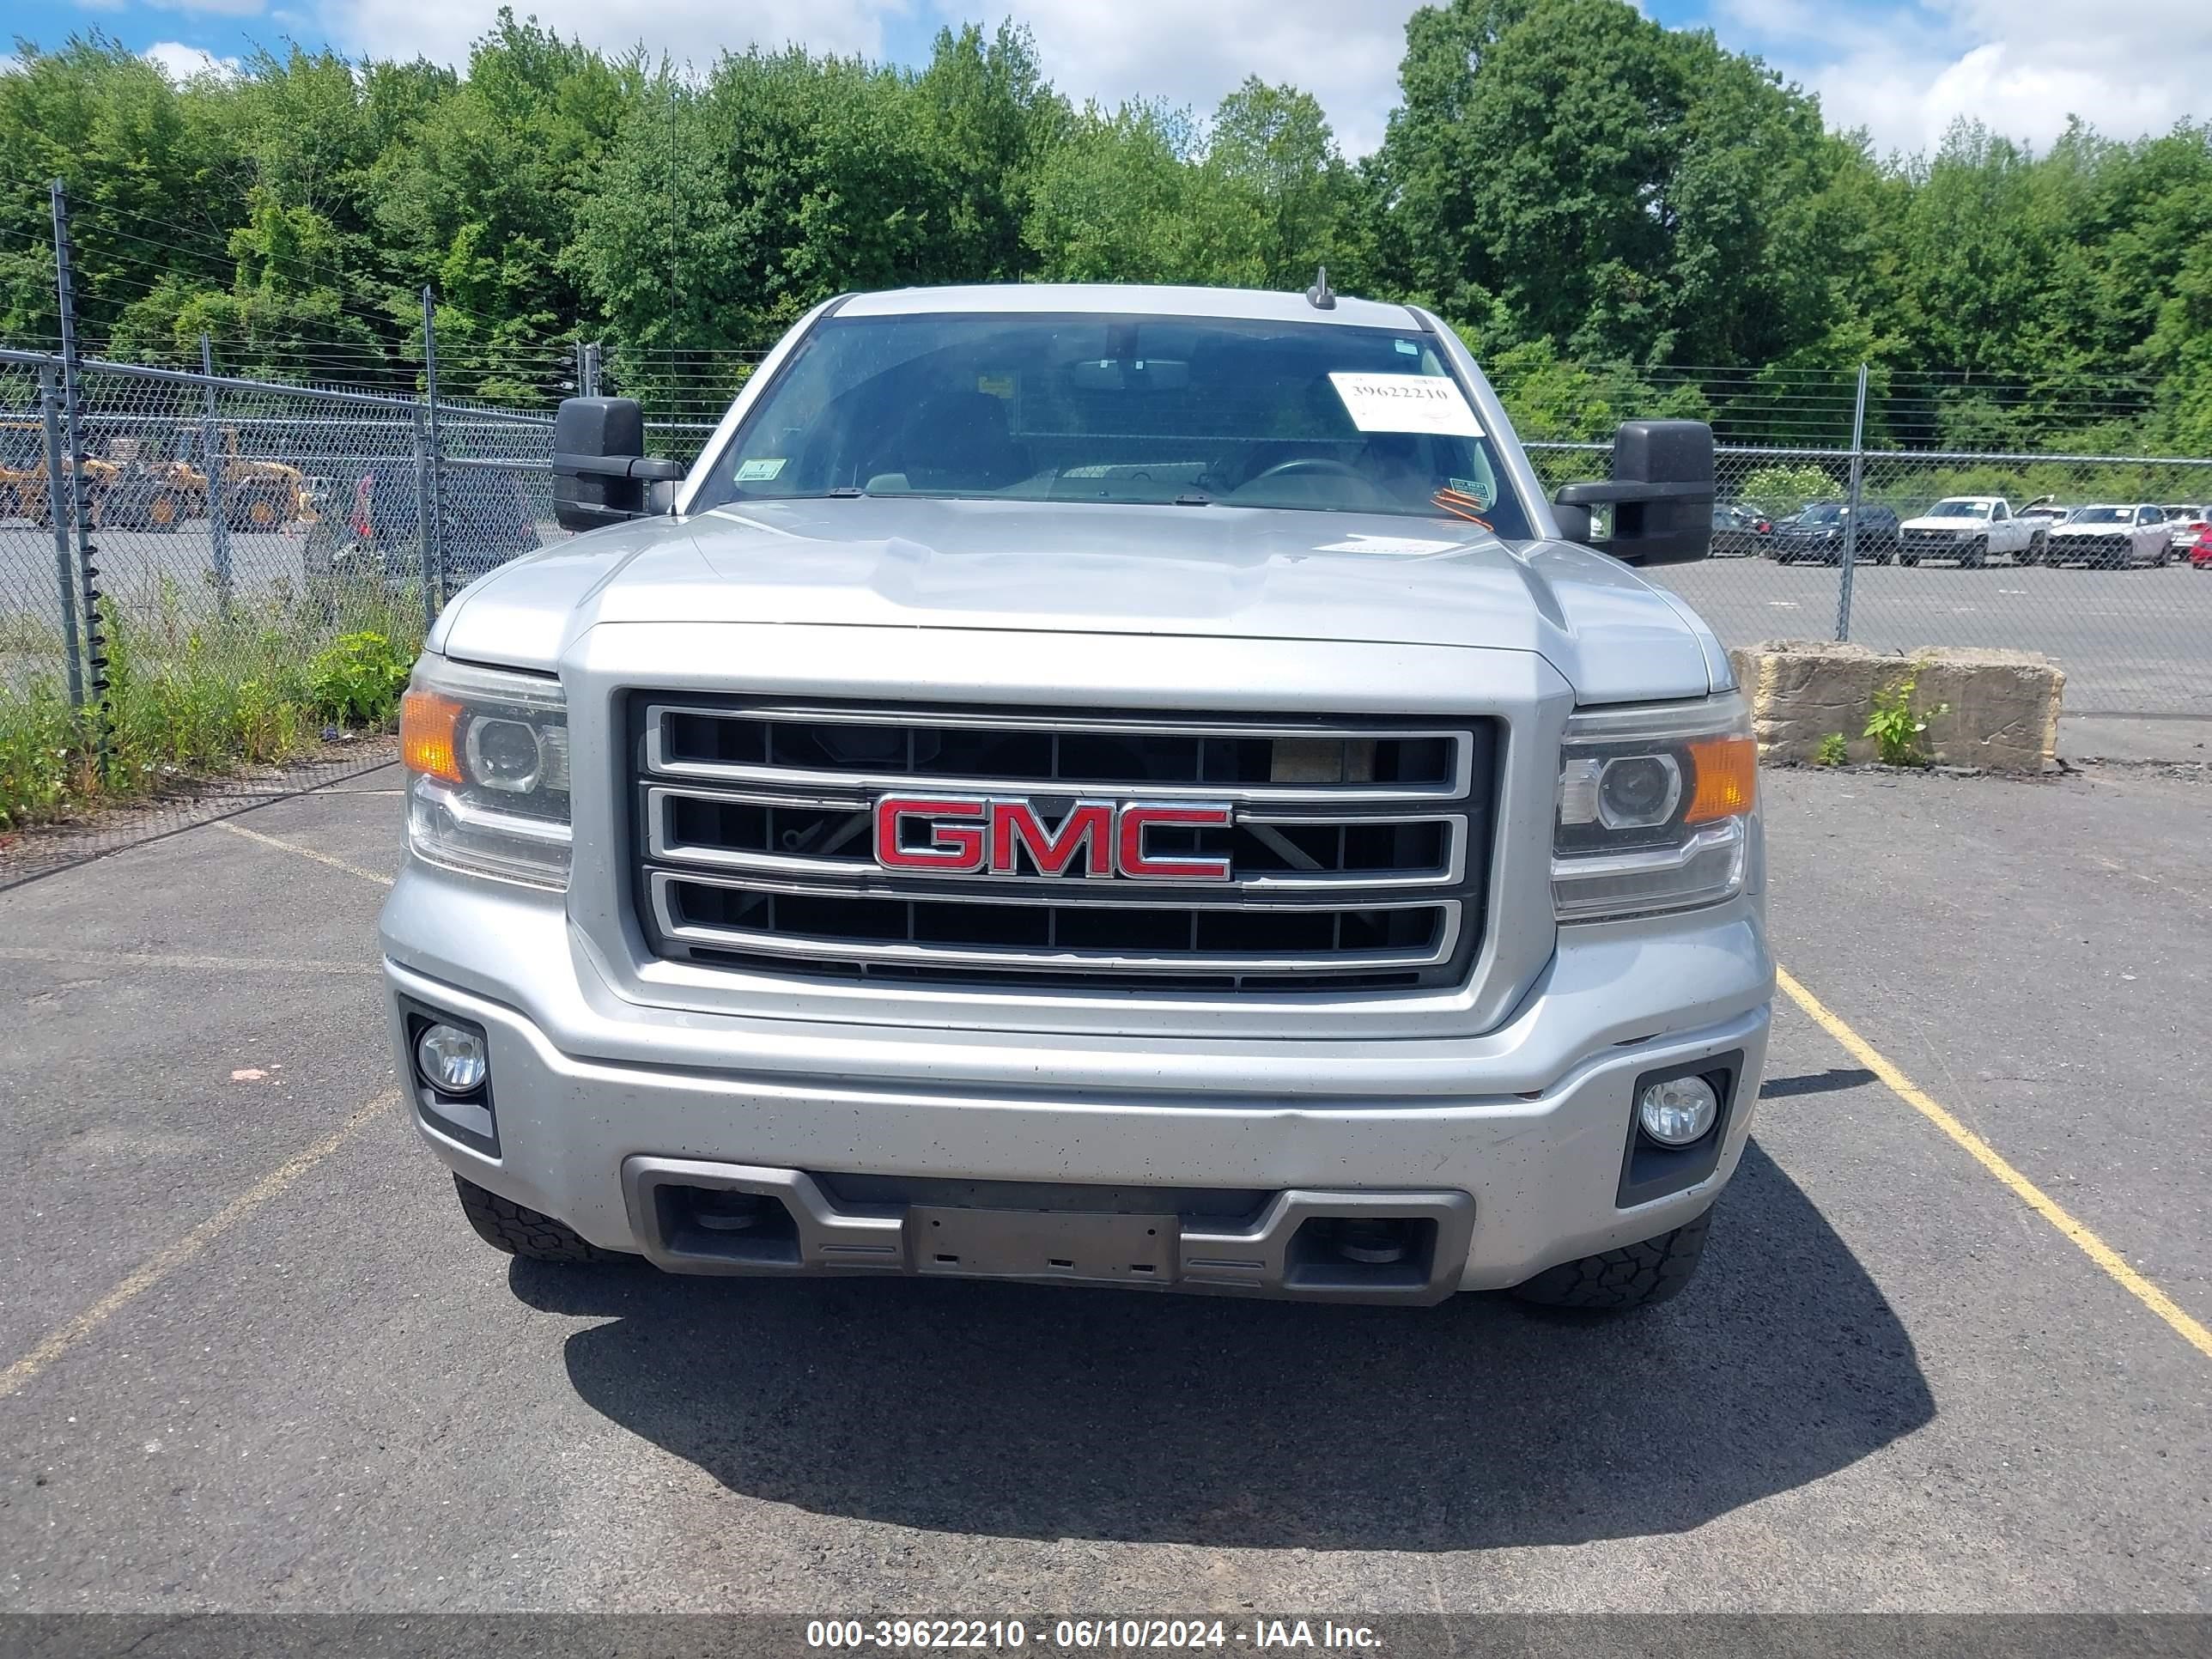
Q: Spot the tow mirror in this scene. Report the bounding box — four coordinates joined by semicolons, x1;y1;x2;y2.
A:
553;397;685;531
1552;419;1716;566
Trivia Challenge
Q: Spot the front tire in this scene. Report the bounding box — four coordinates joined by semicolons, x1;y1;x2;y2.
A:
453;1174;632;1264
1962;537;1987;569
1510;1207;1714;1311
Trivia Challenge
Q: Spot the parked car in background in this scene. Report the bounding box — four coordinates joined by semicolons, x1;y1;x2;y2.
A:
1709;503;1770;556
2045;503;2177;568
2015;496;2071;551
1897;496;2038;567
2188;524;2212;568
1766;501;1900;565
2160;505;2207;551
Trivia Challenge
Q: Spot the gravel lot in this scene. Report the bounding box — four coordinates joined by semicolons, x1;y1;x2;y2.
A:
0;762;2206;1620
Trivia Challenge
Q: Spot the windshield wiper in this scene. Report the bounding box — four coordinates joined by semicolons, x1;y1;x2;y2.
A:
824;485;865;498
1171;490;1212;506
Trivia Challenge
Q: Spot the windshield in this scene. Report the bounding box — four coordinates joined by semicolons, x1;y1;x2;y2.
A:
1925;499;1990;520
2069;506;2133;524
696;312;1533;533
1800;503;1845;524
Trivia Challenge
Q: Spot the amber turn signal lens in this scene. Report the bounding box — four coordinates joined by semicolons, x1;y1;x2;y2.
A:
400;690;465;784
1683;734;1757;823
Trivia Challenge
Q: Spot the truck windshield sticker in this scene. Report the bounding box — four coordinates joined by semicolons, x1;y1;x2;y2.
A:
735;458;787;481
1328;373;1484;438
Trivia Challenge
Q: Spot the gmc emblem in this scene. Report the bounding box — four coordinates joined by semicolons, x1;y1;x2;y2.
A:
873;796;1234;883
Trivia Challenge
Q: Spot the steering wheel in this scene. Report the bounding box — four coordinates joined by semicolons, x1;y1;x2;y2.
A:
1245;457;1366;486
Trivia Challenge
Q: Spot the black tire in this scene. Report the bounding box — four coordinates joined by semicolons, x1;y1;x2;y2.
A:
1962;536;1986;569
1509;1207;1714;1311
453;1174;632;1264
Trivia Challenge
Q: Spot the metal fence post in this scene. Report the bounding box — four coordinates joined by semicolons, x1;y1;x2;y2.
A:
199;334;234;605
411;405;436;635
36;365;84;707
1834;363;1870;642
420;287;447;611
51;179;106;775
582;340;601;398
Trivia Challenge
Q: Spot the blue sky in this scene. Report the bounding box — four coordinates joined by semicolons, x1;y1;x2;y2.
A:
3;1;2204;160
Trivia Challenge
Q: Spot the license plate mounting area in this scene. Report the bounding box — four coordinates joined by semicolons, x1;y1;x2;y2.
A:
908;1205;1177;1285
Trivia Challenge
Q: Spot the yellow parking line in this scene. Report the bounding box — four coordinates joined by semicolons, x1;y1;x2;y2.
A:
215;820;393;888
0;1090;402;1402
1776;965;2212;1361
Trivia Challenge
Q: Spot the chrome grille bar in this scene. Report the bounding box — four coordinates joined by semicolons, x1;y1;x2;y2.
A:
630;697;1493;988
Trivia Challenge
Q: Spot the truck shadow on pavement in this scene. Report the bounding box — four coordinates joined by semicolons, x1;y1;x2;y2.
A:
513;1140;1931;1549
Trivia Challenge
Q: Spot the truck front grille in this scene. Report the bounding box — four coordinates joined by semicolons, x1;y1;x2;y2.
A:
629;698;1497;993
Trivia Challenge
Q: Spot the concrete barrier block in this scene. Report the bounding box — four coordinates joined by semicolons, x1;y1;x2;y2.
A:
1728;640;2063;773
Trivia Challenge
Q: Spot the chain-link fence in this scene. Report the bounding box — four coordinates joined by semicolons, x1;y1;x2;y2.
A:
8;328;2212;888
0;345;563;888
1528;442;2212;720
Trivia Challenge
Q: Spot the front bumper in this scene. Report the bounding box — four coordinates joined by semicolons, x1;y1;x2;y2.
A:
381;858;1772;1300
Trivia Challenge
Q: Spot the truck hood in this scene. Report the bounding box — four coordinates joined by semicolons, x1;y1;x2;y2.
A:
1899;515;1986;533
434;497;1725;702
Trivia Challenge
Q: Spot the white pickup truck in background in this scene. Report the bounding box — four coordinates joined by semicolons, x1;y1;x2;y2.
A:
1896;496;2041;568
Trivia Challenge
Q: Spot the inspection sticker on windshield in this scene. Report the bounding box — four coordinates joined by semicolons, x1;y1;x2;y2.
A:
735;458;786;481
1329;372;1483;437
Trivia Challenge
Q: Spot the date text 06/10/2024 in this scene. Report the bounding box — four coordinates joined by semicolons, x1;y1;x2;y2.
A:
804;1620;1385;1651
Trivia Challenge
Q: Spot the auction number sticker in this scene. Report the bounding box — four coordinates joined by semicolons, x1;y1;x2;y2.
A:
1328;372;1483;438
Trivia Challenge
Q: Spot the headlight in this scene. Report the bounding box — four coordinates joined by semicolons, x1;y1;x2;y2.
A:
400;655;571;889
1553;696;1756;921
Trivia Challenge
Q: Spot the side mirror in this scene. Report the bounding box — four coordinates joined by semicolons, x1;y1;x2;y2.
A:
553;397;685;532
1551;419;1716;566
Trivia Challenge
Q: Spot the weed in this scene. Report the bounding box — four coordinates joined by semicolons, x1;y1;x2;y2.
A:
1864;673;1948;767
1813;732;1850;767
0;583;421;835
308;631;412;726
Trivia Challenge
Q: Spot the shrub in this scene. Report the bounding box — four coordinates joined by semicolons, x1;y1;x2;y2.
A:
308;631;412;727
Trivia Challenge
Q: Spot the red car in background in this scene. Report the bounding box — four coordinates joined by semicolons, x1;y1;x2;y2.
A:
2190;523;2212;568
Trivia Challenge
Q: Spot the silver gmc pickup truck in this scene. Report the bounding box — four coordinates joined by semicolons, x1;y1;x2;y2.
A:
381;283;1772;1311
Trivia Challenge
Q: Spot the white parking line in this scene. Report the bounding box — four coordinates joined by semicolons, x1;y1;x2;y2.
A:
214;821;393;888
0;945;374;975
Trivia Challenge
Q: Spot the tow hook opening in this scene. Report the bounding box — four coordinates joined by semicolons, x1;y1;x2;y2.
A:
1285;1214;1439;1293
660;1182;801;1267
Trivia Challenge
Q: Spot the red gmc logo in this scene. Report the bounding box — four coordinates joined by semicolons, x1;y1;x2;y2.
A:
873;796;1234;882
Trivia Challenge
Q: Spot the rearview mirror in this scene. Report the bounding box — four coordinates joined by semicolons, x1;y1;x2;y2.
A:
553;397;686;531
1551;419;1716;566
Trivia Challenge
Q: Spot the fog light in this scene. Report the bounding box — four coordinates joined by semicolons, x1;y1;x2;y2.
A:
1638;1074;1718;1147
416;1022;488;1094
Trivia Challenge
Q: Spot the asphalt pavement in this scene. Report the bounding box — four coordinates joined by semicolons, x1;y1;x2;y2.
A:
0;763;2207;1615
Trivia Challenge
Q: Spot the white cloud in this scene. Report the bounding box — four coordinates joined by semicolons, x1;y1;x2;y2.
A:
1723;0;2212;156
147;0;275;18
316;0;902;75
143;40;245;80
954;1;1421;157
317;0;1419;155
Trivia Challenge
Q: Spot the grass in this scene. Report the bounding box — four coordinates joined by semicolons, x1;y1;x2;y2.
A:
0;580;421;835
